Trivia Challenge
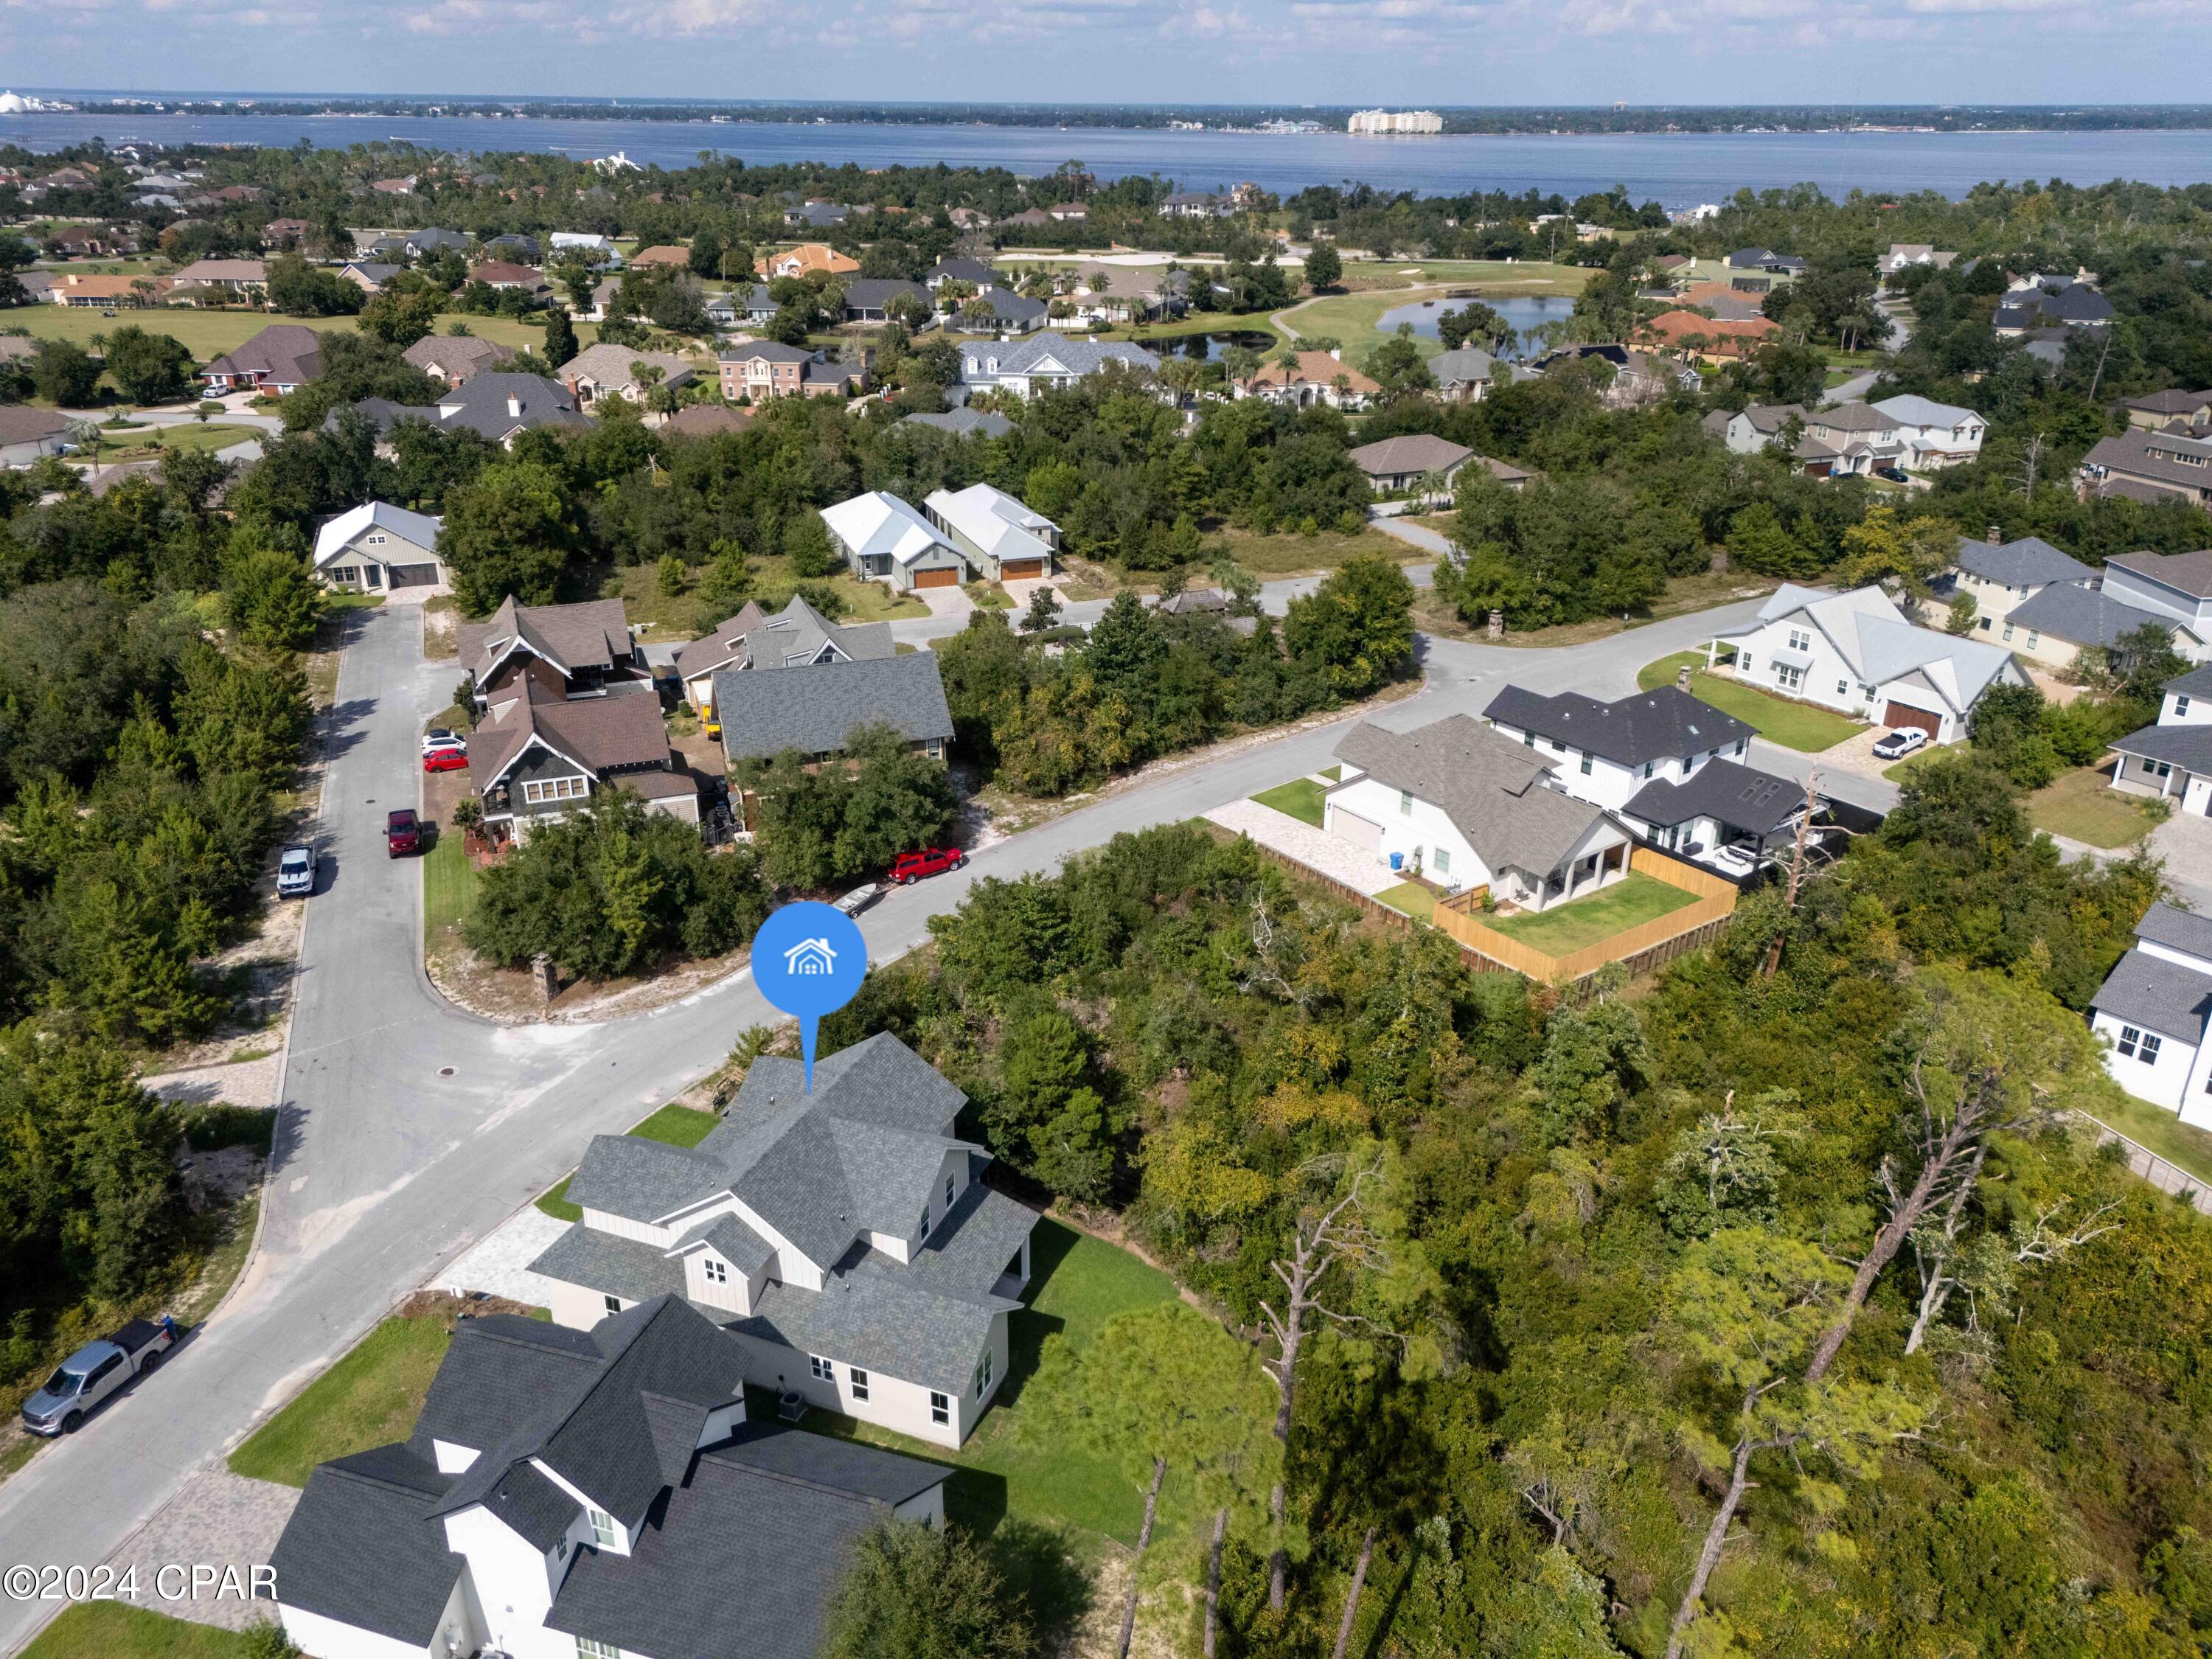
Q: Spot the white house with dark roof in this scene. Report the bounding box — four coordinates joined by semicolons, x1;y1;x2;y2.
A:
268;1295;948;1659
1871;394;1986;470
2090;902;2212;1116
2108;663;2212;818
1481;684;1756;813
2098;551;2212;660
528;1036;1036;1449
1618;757;1826;863
1710;582;2027;745
1324;714;1635;908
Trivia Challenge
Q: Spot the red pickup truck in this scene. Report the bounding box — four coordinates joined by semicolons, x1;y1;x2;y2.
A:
890;846;966;884
387;808;422;857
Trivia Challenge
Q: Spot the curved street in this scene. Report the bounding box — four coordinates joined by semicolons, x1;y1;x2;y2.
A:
0;591;1878;1652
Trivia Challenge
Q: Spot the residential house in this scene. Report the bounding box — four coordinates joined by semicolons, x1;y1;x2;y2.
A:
480;232;541;262
401;228;471;259
1619;757;1826;863
900;407;1013;439
1994;281;2113;335
673;594;893;713
402;333;516;388
467;675;696;840
819;493;970;591
561;344;696;408
260;218;311;249
1709;582;2028;745
2107;663;2212;821
1638;308;1779;361
201;323;323;393
2079;428;2212;509
924;257;998;291
466;261;552;305
1061;265;1189;325
709;652;956;768
460;595;650;709
1871;394;1986;469
2096;549;2212;658
1801;402;1906;476
756;244;860;280
0;406;72;468
310;501;446;598
46;272;167;308
947;208;993;232
1237;349;1382;410
841;278;931;324
334;373;589;449
1882;243;1958;273
706;285;779;330
1346;433;1475;495
1528;343;1695;409
629;243;692;268
1701;403;1840;475
1160;192;1232;218
958;333;1158;399
2088;902;2212;1116
368;175;417;194
335;260;403;295
47;223;140;258
944;285;1048;335
1427;347;1495;403
266;1297;952;1659
1046;202;1089;223
1944;532;2097;659
1724;247;1807;276
661;403;753;439
1670;281;1770;322
924;482;1060;580
529;1035;1028;1450
717;342;867;402
2120;390;2212;434
1482;683;1758;814
549;231;625;268
1324;714;1637;908
1000;208;1054;232
784;201;851;229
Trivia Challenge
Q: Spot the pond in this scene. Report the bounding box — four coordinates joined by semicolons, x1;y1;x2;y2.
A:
1374;293;1577;358
1138;330;1279;363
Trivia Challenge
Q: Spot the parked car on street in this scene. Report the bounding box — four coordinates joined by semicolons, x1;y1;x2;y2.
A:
21;1317;178;1436
420;728;466;757
386;808;421;857
1871;726;1930;761
1874;465;1910;483
833;883;882;917
423;747;468;773
276;842;316;898
889;846;966;884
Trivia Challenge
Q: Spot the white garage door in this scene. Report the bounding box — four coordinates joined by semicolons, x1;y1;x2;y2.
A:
1330;807;1382;857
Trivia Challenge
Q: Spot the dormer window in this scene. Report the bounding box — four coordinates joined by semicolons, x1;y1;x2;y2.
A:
919;1205;932;1240
585;1507;619;1548
703;1258;728;1284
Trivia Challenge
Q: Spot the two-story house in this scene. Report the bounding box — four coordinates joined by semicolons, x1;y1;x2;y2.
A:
462;596;651;710
2079;427;2212;508
1481;684;1756;813
922;483;1060;581
2089;902;2212;1118
529;1036;1035;1449
1711;582;2027;745
2109;663;2212;818
958;332;1158;399
561;344;695;408
1871;394;1986;469
1323;714;1635;909
1801;402;1906;476
717;342;866;402
468;677;698;841
330;373;589;452
268;1295;950;1659
673;594;894;712
2096;550;2212;661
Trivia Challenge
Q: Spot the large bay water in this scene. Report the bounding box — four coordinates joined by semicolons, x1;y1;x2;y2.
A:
4;113;2210;205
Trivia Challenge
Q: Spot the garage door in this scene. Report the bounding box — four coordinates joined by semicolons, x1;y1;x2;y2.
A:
914;566;961;589
1882;701;1941;739
387;563;442;588
1001;558;1046;581
1329;807;1382;858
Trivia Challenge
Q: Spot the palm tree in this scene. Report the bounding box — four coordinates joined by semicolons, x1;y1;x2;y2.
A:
68;420;104;483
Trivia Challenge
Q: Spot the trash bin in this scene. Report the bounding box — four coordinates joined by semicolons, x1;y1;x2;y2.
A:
1388;852;1404;872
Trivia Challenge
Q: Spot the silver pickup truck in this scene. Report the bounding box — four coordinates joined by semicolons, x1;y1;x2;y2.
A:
20;1317;178;1436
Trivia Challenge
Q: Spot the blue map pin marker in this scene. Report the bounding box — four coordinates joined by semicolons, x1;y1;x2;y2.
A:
750;902;868;1093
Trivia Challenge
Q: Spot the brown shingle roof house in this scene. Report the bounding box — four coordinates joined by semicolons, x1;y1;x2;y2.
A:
202;324;324;392
459;596;647;705
402;335;516;388
629;245;692;268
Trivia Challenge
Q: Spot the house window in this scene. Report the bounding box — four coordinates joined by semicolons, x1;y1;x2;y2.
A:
1775;665;1804;692
1433;848;1450;874
329;566;357;583
920;1204;932;1239
2145;759;2173;779
1735;740;1748;757
585;1508;619;1549
931;1391;951;1426
850;1367;871;1402
1399;790;1413;817
1643;761;1654;779
578;1638;620;1659
2140;1033;2163;1065
703;1258;728;1284
1579;752;1593;775
975;1352;994;1397
1837;678;1850;696
2117;1025;2140;1058
1522;729;1535;746
367;532;386;545
2025;631;2039;650
1787;628;1812;653
810;1354;834;1382
2002;623;2015;643
1860;685;1877;700
2179;696;2193;717
603;1295;620;1316
945;1174;957;1208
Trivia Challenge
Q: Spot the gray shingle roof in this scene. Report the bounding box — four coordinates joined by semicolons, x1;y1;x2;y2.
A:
1333;714;1614;877
477;1457;578;1551
529;1222;688;1304
1484;684;1756;770
563;1134;729;1225
1346;434;1474;479
1952;535;2094;588
2081;431;2212;498
1427;347;1495;384
2109;720;2212;772
734;1265;1014;1398
963;330;1156;380
682;1210;774;1276
410;1315;605;1461
2003;581;2180;650
709;650;953;762
268;1453;462;1645
715;1419;949;1505
674;594;894;683
2092;948;2212;1044
2137;901;2212;964
2110;549;2212;602
1622;758;1813;838
2166;663;2212;698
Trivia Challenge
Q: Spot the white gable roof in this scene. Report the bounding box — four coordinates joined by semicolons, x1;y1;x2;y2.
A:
312;501;443;569
1873;394;1982;429
924;484;1057;568
818;492;957;568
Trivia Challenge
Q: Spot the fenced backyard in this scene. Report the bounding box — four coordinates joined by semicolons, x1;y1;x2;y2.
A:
1432;846;1739;984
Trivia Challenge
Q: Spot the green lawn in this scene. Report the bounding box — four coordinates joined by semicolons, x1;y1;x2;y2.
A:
537;1103;718;1220
227;1311;453;1486
774;1218;1180;1545
24;1603;262;1659
602;558;924;639
1376;880;1436;921
1487;872;1700;956
422;827;478;940
1252;776;1326;827
79;422;261;459
1638;651;1864;753
2026;767;2161;849
2081;1094;2212;1189
1214;524;1413;575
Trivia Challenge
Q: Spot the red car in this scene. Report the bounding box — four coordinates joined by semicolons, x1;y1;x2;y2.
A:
889;846;965;884
422;747;468;773
386;809;421;858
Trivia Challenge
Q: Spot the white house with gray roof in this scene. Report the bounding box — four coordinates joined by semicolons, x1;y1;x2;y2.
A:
958;331;1158;399
1324;714;1635;909
528;1036;1034;1449
2108;662;2212;818
268;1295;948;1659
1482;684;1756;813
1871;394;1986;469
1710;582;2026;745
2090;902;2212;1116
310;501;447;599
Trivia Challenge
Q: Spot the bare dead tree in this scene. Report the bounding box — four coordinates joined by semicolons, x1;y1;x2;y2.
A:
1905;1197;2119;1355
1116;1455;1166;1659
1761;772;1824;980
1330;1525;1380;1659
1664;1380;1792;1659
1257;1156;1393;1614
1203;1507;1227;1658
2015;432;2046;499
1240;893;1318;1012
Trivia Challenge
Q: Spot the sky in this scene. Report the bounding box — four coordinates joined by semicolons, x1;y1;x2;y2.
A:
7;0;2212;108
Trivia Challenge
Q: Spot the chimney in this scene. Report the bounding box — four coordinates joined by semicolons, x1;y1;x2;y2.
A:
1987;524;2001;545
507;395;522;419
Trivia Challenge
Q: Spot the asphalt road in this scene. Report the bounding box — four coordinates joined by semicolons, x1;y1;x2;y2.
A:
0;591;1848;1650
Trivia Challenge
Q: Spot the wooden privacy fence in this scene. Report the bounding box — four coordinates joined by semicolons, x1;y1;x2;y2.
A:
1433;845;1739;986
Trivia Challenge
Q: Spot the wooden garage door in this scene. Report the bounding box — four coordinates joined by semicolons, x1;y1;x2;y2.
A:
1882;700;1941;738
1001;559;1046;581
387;563;441;588
914;566;961;589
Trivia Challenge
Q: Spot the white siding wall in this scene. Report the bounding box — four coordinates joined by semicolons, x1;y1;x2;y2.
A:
681;1248;746;1314
1484;719;1727;813
727;1323;1001;1450
579;1208;676;1250
2102;566;2212;634
2093;1009;2199;1113
432;1439;480;1475
279;1597;456;1659
2164;689;2212;726
1733;616;1862;717
442;1508;577;1659
546;1280;619;1331
1324;776;1489;890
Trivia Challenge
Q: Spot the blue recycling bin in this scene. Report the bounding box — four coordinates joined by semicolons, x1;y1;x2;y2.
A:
1388;852;1405;872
